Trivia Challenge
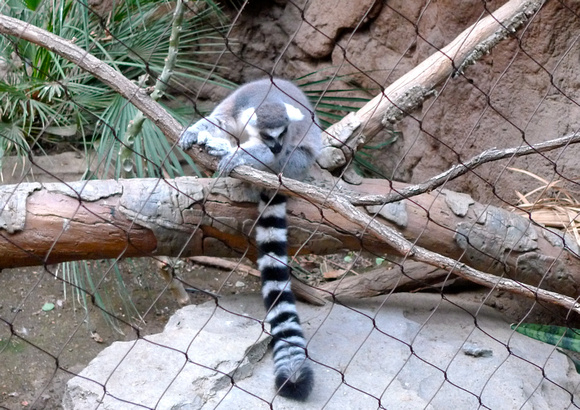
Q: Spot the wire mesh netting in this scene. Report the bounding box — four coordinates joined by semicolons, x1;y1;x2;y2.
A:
2;0;580;408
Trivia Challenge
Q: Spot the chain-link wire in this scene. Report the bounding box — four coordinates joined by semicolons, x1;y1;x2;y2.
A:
2;0;580;408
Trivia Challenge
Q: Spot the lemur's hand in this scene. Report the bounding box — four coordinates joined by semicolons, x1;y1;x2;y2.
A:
198;131;233;158
217;149;246;176
178;118;220;151
178;117;234;160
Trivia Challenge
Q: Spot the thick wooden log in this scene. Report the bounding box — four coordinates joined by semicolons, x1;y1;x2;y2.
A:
1;177;579;301
0;178;393;268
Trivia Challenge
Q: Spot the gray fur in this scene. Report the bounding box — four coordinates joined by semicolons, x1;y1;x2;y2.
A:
255;102;289;129
178;78;321;181
179;78;320;401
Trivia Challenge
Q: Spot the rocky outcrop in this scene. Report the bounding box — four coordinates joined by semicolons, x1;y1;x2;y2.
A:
64;293;580;409
293;0;382;59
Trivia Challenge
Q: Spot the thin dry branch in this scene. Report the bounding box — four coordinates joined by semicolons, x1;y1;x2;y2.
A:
351;131;580;206
323;0;545;155
189;256;260;277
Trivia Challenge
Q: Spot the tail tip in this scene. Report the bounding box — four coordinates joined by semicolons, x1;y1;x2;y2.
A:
275;365;314;401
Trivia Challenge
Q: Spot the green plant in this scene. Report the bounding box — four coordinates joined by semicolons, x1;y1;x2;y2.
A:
297;70;399;178
0;0;234;331
296;71;372;129
511;323;580;373
58;259;141;333
0;0;234;179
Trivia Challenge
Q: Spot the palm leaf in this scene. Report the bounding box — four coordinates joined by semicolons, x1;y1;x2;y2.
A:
511;323;580;352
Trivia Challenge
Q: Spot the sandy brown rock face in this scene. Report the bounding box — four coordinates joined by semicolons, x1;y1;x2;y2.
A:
202;1;580;206
293;0;382;59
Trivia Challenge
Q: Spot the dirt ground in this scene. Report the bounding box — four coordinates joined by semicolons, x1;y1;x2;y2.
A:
0;258;261;410
1;253;574;410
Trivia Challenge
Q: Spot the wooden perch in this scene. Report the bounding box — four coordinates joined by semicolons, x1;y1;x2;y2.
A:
2;176;580;314
0;178;392;267
321;0;546;168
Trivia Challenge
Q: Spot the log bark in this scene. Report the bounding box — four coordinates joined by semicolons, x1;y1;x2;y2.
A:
2;177;579;300
0;178;394;267
317;260;454;299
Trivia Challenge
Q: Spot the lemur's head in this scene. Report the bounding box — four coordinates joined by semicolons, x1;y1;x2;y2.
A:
240;101;304;154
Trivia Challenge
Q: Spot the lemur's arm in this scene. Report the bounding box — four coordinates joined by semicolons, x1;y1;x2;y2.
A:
179;110;276;173
178;113;234;154
217;140;275;176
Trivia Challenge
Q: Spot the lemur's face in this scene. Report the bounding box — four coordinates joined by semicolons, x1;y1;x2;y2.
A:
239;100;302;155
260;126;287;154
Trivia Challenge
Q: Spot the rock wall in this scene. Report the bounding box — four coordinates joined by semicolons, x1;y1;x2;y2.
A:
195;0;580;206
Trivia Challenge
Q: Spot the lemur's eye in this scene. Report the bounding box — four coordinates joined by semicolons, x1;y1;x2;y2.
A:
260;132;273;141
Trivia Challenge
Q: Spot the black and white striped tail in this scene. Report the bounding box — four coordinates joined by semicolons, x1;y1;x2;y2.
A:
256;192;313;401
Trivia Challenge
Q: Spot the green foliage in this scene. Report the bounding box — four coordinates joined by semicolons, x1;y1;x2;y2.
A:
0;0;234;331
297;70;399;178
0;336;26;354
0;0;233;178
297;71;372;129
511;323;580;352
59;259;142;333
511;323;580;373
343;252;355;263
353;130;400;177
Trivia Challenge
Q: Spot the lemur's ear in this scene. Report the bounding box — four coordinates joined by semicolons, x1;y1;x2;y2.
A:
239;107;257;126
284;103;304;122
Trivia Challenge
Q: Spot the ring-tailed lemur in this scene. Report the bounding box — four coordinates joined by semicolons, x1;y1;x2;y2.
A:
178;78;321;400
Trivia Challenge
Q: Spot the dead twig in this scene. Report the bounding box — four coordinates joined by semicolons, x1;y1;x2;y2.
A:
189;256;260;277
350;132;580;206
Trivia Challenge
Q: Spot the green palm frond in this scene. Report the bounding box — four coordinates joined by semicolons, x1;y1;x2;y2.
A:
511;323;580;352
1;0;234;332
1;0;232;179
511;323;580;373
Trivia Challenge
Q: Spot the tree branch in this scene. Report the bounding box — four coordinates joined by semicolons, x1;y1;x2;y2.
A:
320;0;546;170
119;0;186;178
351;131;580;206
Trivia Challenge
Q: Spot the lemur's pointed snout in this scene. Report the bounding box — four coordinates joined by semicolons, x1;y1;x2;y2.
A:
270;142;282;154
